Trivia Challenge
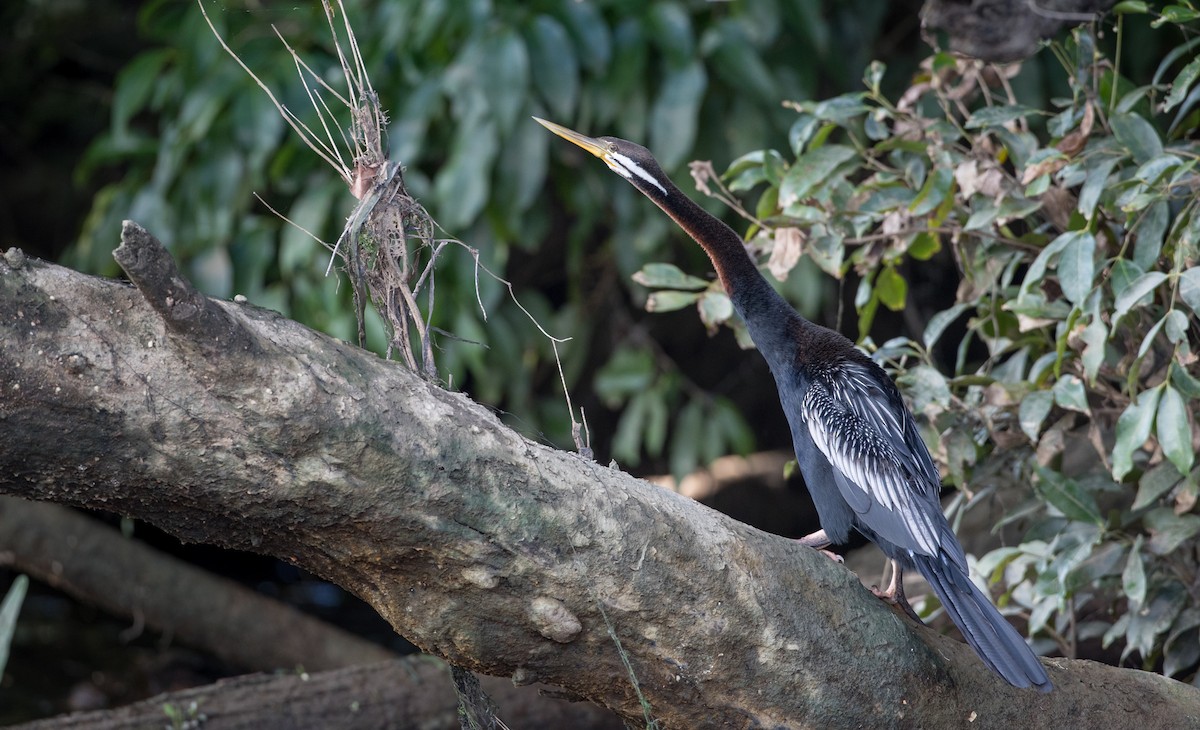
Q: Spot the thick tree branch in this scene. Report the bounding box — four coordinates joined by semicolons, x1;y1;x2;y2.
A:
2;227;1199;727
8;657;622;730
0;496;395;673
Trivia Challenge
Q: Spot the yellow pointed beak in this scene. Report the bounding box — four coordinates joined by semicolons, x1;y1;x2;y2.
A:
533;117;608;159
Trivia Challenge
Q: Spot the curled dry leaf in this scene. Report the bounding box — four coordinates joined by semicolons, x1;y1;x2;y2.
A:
768;227;804;282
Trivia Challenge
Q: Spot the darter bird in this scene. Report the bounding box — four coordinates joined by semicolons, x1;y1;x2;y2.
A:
536;117;1052;692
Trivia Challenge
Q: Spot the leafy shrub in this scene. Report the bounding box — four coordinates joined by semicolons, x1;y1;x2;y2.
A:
640;11;1200;679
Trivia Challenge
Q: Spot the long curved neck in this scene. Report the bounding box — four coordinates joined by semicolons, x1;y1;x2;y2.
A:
644;180;789;322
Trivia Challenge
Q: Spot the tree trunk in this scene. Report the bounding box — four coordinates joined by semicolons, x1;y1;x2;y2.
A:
2;227;1199;728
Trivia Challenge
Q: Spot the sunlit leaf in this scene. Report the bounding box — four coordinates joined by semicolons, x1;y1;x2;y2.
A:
1113;386;1164;481
778;145;857;206
1157;385;1195;476
1179;268;1200;316
1053;374;1090;414
1081;319;1108;384
632;263;710;290
1112;271;1168;327
698;291;734;333
1058;231;1096;304
646;290;702;313
875;266;907;311
1019;390;1054;441
923;302;970;350
1163;56;1200;113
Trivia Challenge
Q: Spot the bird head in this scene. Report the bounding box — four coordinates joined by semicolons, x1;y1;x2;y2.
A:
534;117;670;198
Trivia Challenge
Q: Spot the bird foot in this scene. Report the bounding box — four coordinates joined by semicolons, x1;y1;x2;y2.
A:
794;529;843;563
817;548;844;564
871;564;924;623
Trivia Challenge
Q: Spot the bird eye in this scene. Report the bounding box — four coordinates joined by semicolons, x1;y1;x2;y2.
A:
607;143;618;153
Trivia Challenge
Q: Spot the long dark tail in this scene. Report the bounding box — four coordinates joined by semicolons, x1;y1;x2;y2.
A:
912;552;1052;692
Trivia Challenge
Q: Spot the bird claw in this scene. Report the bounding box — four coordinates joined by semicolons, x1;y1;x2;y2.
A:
871;581;923;623
818;549;844;564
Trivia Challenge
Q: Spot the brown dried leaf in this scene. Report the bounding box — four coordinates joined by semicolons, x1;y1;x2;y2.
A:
768;227;805;282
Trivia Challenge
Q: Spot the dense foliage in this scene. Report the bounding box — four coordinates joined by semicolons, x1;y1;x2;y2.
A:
55;0;1200;682
638;8;1200;680
68;0;915;476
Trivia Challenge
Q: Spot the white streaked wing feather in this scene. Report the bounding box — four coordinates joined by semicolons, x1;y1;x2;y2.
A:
803;380;941;557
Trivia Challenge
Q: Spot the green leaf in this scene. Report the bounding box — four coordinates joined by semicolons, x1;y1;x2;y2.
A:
670;400;705;479
1113;386;1164;481
594;347;655;403
1058;231;1097;304
1114;1;1150;13
1133;461;1183;510
1145;508;1200;555
649;60;707;169
481;28;530;135
1164;55;1200;112
908;231;942;260
778;145;858;206
0;575;28;678
897;366;951;413
1157;4;1200;25
1135;201;1170;271
923;302;970;350
1123;536;1147;605
1019;390;1054;441
527;16;580;120
632;263;710;290
558;0;611;73
698;291;734;332
112;49;173;137
646;290;702;313
1053;374;1090;414
434;119;499;230
1110;112;1164;165
1112;271;1168;327
875;266;908;311
1078;156;1119;218
646;3;695;65
708;20;778;104
1157;385;1195;476
908;165;953;217
1165;309;1190;343
1171;362;1200;399
1179;268;1200;317
1081;319;1108;384
612;392;650;465
1034;464;1105;525
964;104;1039;129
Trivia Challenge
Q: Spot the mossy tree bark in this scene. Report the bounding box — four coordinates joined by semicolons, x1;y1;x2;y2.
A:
2;225;1198;729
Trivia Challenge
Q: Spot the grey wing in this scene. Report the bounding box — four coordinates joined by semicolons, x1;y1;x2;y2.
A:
801;362;953;560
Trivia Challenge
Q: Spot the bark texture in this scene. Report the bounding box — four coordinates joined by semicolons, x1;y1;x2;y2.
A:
0;496;395;673
8;657;622;730
2;228;1200;728
922;0;1115;62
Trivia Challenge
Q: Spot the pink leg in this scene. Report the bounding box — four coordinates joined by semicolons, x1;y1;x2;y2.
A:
796;529;843;564
871;559;922;622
